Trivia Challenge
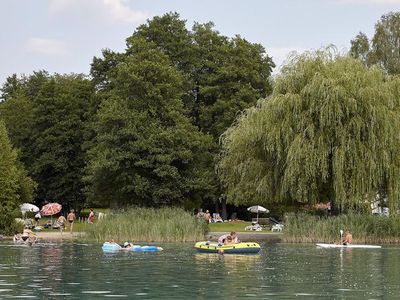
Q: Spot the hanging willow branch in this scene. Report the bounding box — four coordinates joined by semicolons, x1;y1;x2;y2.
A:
217;50;400;212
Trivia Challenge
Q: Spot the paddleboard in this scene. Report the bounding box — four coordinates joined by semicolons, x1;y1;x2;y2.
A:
316;243;381;249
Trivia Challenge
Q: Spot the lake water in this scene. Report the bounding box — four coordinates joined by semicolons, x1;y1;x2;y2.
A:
0;241;399;299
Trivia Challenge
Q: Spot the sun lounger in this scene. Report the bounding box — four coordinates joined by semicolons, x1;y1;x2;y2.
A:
271;224;284;232
212;213;223;223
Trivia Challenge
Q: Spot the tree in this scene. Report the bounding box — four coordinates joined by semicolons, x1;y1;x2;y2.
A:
218;50;400;213
123;14;275;139
0;73;95;210
85;39;214;207
350;12;400;75
90;13;274;210
193;27;274;139
350;32;370;62
0;121;35;234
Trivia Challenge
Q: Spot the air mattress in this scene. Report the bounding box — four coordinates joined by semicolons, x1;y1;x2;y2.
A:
102;242;163;252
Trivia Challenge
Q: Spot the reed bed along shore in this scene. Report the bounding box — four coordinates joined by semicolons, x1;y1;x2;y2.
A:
85;207;207;243
283;213;400;244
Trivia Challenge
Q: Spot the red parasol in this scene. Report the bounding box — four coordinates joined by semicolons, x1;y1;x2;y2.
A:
41;203;62;216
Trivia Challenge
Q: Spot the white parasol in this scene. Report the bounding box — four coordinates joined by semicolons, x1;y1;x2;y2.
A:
247;205;269;223
20;203;40;217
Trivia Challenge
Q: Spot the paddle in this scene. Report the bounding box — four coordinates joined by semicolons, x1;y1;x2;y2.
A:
339;229;344;244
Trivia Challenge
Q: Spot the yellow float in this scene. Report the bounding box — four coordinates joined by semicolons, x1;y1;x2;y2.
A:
194;241;261;254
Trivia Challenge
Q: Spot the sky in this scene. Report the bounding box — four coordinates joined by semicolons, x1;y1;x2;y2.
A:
1;0;400;85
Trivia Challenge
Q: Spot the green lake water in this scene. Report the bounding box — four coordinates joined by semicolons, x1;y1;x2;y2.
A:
0;241;399;299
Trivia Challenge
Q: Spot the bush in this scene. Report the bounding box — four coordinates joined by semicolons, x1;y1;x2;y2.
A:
85;207;208;242
284;212;400;244
0;207;24;235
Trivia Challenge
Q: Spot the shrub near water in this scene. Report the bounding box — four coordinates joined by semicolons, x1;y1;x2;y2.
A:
284;213;400;244
85;207;207;242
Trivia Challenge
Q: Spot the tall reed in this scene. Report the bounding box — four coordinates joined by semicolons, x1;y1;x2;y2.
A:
84;207;207;242
284;213;400;244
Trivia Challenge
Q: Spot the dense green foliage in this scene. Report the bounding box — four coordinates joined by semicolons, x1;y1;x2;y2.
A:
85;207;208;242
85;39;213;207
0;13;274;211
93;13;274;139
7;11;400;223
90;13;274;207
218;50;400;212
0;72;95;210
284;213;400;244
350;12;400;75
0;121;35;234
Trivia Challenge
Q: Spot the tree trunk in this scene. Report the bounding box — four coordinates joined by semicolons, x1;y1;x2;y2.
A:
221;197;227;221
215;201;219;217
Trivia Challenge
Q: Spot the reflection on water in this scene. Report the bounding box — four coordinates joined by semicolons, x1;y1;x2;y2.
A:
0;242;399;298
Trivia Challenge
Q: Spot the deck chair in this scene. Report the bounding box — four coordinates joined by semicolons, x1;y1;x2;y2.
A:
212;213;223;223
271;224;284;232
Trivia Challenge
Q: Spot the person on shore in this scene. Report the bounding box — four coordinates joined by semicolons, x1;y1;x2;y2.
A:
196;209;205;219
44;219;52;229
88;209;95;224
57;215;67;234
67;209;76;234
342;230;353;245
34;212;41;226
204;210;212;223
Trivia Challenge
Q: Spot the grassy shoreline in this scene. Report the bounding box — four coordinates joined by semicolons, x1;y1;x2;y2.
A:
283;213;400;244
84;207;207;243
6;210;400;245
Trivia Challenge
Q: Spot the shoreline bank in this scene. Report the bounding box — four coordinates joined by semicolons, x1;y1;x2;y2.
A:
206;231;283;242
1;231;281;242
1;232;82;242
2;232;397;244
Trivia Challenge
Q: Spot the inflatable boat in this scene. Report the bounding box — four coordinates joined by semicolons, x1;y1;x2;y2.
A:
194;241;261;254
101;242;163;252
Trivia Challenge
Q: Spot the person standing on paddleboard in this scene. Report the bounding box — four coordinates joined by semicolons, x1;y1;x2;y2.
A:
342;230;353;245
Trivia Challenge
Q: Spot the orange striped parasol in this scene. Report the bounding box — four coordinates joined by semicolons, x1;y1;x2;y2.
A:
41;203;62;216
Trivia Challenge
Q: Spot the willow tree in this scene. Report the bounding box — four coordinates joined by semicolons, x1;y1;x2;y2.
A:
218;50;400;213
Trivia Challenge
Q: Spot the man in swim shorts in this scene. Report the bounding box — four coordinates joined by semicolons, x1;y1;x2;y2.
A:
67;209;76;233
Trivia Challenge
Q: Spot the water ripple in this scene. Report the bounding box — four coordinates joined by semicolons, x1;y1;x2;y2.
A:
0;241;398;299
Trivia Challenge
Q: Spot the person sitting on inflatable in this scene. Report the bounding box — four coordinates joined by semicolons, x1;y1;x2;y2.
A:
218;232;240;245
224;236;234;245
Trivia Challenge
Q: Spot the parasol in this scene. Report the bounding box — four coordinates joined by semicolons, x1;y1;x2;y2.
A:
41;203;62;216
20;203;40;213
247;205;269;223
